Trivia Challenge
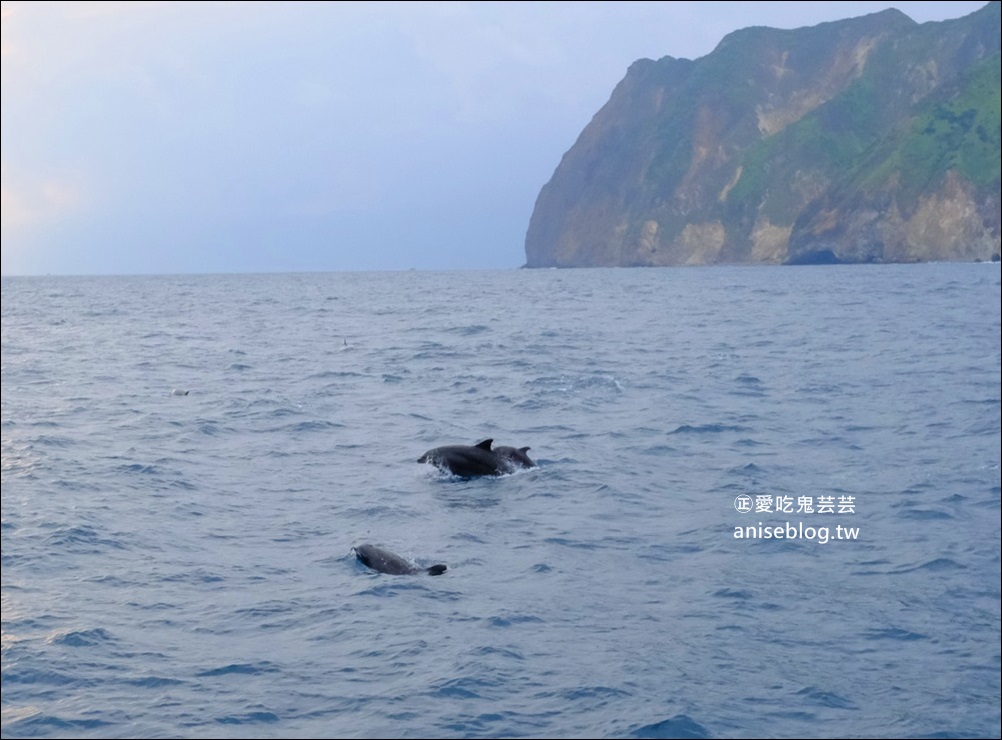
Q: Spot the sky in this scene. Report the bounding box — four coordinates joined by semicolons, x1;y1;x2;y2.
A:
0;1;990;275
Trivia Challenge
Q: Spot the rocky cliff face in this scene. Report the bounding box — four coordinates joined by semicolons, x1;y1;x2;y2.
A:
524;2;1001;267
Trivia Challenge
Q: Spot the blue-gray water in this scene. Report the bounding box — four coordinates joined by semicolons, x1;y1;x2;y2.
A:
2;264;1000;739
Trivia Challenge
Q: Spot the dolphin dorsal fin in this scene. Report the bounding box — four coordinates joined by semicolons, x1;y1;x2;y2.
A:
519;447;530;453
475;439;494;451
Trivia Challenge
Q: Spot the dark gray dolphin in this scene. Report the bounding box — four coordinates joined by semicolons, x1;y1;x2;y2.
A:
354;543;447;576
417;438;536;477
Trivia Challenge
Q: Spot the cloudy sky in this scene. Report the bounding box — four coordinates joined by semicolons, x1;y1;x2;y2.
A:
1;1;988;275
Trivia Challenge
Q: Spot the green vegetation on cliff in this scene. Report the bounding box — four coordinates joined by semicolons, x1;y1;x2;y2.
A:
525;2;1001;268
863;54;1002;203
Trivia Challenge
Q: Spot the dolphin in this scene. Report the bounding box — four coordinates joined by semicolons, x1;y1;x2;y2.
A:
417;438;536;477
354;543;447;576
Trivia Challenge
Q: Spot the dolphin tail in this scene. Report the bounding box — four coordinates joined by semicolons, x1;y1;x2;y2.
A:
426;564;447;576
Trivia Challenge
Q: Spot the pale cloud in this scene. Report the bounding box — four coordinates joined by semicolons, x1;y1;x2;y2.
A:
1;2;20;61
393;4;569;124
291;78;333;108
0;167;85;275
0;167;84;231
61;0;164;20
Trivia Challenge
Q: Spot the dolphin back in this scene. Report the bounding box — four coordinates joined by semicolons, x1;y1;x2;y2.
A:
355;543;446;576
494;445;536;471
355;543;417;575
417;440;503;477
418;438;537;477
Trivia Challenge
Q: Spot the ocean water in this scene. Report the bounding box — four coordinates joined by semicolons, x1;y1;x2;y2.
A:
1;264;999;739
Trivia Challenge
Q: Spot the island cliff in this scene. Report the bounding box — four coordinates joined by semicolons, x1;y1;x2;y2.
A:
524;2;1001;267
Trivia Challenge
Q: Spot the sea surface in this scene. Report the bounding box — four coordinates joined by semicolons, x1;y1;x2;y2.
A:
1;264;1000;739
